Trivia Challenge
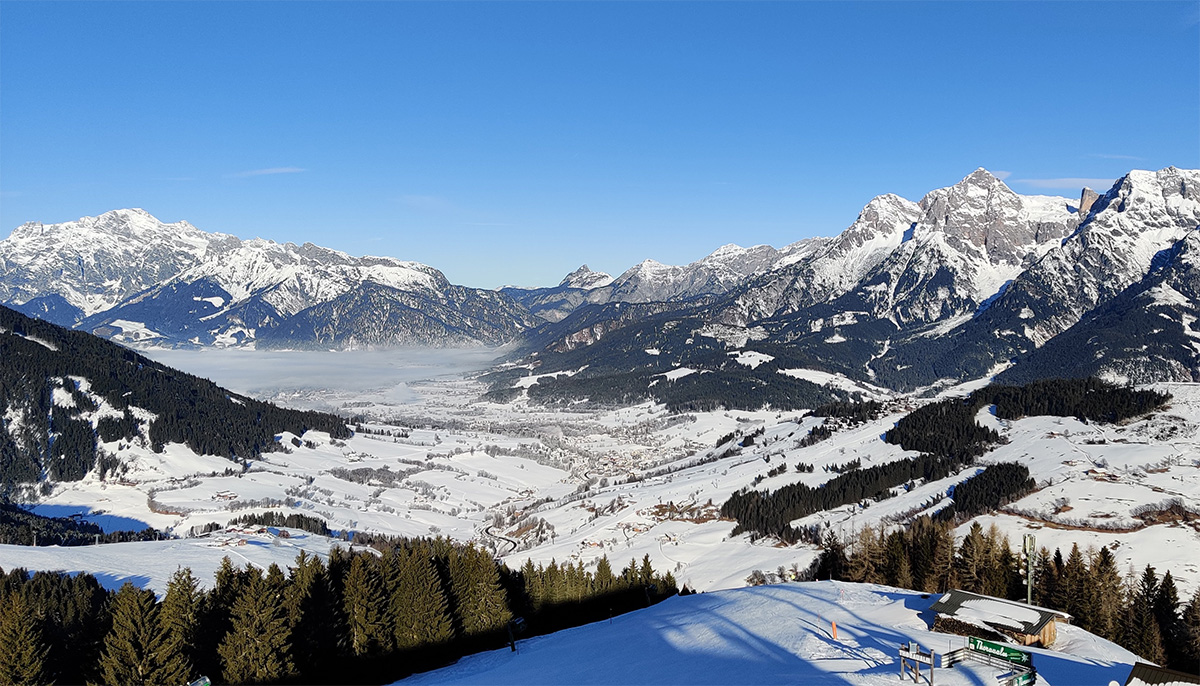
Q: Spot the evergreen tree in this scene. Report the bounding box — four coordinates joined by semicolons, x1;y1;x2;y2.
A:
158;568;201;686
218;569;293;684
447;544;511;638
1124;565;1167;664
1054;544;1089;621
924;524;955;593
594;556;615;593
813;531;848;582
0;591;48;686
388;547;455;652
638;555;655;587
96;583;173;686
196;556;243;680
881;531;907;588
1155;570;1184;667
1089;547;1123;642
1180;588;1200;673
1033;547;1059;608
955;522;987;594
342;552;387;658
284;551;338;680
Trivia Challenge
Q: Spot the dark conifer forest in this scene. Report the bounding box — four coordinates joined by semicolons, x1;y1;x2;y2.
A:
0;305;350;495
722;379;1169;541
0;536;677;685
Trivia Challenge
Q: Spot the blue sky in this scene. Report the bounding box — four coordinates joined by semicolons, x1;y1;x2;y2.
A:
1;2;1197;289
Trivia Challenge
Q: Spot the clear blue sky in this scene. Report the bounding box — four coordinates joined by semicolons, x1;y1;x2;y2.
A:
2;2;1197;289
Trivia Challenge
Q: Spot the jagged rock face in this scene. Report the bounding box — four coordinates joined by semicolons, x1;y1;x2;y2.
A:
2;209;535;348
592;243;784;305
727;172;1076;331
559;265;613;290
1004;167;1200;346
999;229;1200;385
526;166;1200;396
726;195;919;323
1079;187;1101;217
915;168;1075;270
0;209;233;317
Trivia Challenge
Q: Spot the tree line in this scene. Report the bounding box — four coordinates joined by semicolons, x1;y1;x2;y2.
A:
0;536;677;685
0;503;162;547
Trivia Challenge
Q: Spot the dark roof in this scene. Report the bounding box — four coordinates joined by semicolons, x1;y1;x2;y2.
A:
928;589;1068;636
1124;662;1200;685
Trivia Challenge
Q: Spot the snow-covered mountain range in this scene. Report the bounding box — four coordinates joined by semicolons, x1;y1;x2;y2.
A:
516;166;1200;396
4;166;1198;392
0;208;535;348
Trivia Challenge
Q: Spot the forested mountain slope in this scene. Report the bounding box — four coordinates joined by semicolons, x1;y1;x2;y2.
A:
0;305;349;497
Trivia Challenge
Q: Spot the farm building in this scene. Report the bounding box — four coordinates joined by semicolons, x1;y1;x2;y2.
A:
928;589;1070;647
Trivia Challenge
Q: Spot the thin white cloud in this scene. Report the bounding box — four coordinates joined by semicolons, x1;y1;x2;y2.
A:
1010;177;1117;190
992;170;1012;180
1088;154;1143;161
228;167;307;178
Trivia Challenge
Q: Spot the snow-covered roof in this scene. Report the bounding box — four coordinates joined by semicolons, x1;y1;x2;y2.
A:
929;589;1068;636
1124;662;1200;686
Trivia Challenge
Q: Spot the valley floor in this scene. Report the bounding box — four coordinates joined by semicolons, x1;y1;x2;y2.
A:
7;364;1200;600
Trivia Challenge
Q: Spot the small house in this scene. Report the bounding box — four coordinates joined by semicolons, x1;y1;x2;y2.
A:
928;589;1070;647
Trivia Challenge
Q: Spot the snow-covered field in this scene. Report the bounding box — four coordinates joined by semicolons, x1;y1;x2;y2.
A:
4;351;1199;604
396;581;1142;685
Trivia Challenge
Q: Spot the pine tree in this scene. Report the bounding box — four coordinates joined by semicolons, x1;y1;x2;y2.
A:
955;522;987;594
924;524;955;593
218;569;293;684
157;568;201;686
196;556;243;680
342;552;387;658
284;551;337;680
0;591;48;686
96;583;173;686
1054;543;1089;621
1180;588;1200;672
1089;547;1123;642
594;556;615;593
1034;547;1059;608
639;554;655;587
389;547;455;652
814;531;849;582
1155;570;1184;667
447;544;511;638
1124;565;1167;664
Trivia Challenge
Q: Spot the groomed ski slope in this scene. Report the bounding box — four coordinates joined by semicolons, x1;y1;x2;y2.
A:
398;581;1140;686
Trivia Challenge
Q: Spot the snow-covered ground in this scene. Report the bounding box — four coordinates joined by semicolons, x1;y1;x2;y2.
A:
7;353;1200;604
0;526;343;596
397;581;1142;685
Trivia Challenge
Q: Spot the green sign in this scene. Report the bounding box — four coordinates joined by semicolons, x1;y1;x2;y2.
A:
1008;670;1036;686
968;637;1032;667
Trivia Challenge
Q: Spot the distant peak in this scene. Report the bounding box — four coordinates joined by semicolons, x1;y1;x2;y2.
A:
960;168;1007;187
559;264;613;289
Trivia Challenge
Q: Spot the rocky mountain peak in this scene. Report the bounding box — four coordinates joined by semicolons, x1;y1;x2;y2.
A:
559;264;614;290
